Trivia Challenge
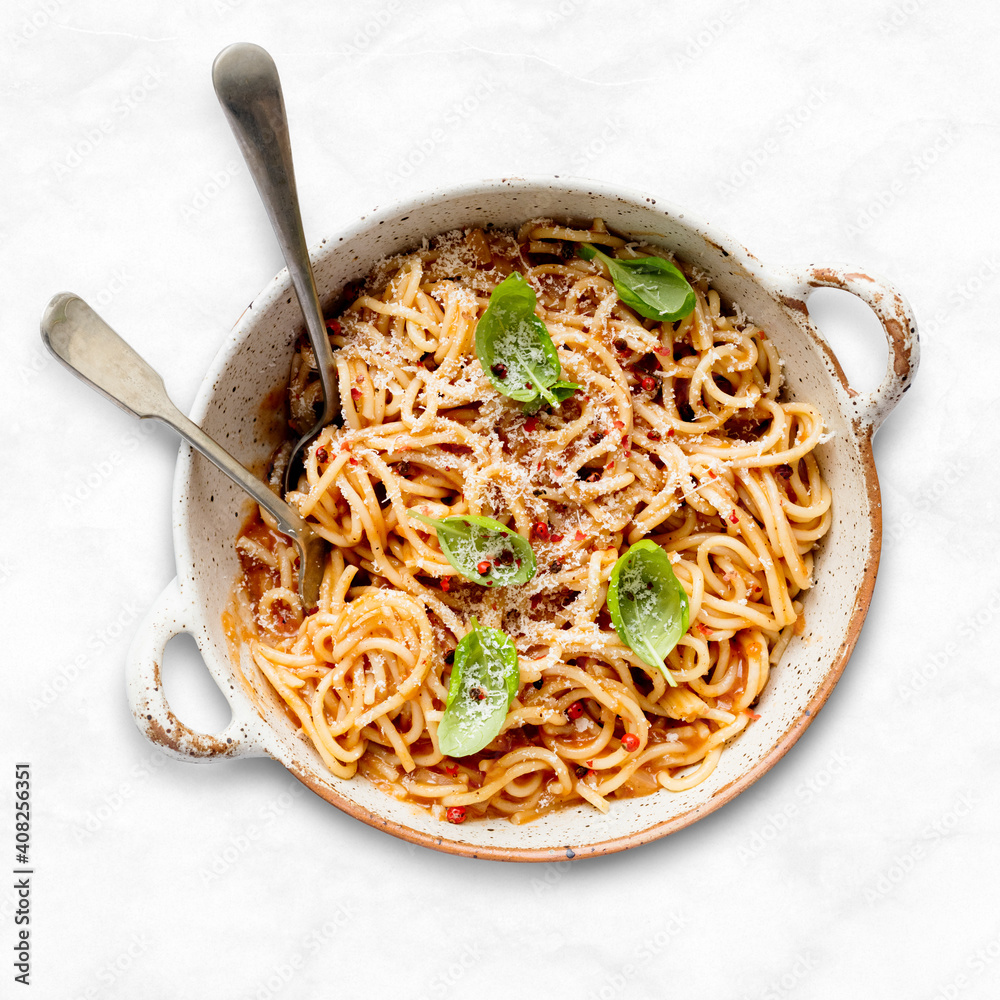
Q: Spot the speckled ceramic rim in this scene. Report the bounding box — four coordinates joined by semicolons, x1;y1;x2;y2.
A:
127;177;919;861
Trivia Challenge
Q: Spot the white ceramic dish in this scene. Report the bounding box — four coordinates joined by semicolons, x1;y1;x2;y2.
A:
126;177;918;861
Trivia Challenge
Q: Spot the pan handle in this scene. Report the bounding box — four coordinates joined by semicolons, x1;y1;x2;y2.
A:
781;265;919;434
126;577;269;762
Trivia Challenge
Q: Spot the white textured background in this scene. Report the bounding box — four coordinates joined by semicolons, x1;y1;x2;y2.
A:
4;2;998;998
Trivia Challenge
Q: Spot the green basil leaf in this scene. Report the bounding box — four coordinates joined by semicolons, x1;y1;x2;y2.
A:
606;540;689;686
548;380;580;401
579;243;696;322
475;273;579;409
409;512;536;585
438;617;520;757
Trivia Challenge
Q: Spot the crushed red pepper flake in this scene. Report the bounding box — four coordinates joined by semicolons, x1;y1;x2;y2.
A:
531;521;550;542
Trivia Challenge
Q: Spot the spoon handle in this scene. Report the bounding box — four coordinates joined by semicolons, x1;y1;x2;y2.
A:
40;292;309;544
212;43;339;427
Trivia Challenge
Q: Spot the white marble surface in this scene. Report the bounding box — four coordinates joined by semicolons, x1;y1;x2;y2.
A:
4;1;999;997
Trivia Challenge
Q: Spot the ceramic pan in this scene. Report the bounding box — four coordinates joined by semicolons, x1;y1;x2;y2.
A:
126;177;918;861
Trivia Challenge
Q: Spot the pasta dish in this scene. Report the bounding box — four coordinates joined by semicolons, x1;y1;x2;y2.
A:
228;219;831;825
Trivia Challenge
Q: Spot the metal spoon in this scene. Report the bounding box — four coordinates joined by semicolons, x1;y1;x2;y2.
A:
40;293;325;608
212;42;339;494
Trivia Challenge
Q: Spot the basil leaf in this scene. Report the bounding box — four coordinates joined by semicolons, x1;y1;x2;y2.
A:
548;380;580;401
606;540;689;686
438;617;520;757
475;273;580;409
579;243;695;322
409;512;536;585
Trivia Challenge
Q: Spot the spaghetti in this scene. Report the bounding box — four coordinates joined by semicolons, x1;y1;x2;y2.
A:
229;219;832;824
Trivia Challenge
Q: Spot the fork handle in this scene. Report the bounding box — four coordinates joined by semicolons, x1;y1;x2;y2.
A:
212;42;339;427
39;292;308;542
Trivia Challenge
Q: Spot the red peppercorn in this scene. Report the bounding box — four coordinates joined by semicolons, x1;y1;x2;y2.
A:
532;521;550;541
641;375;656;392
621;733;640;752
476;560;492;574
491;362;508;380
648;429;661;441
325;319;341;335
567;701;584;720
446;806;466;824
315;447;328;463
